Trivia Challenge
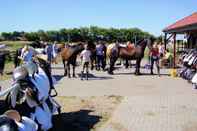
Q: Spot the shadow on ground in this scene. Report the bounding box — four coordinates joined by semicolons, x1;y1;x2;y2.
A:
53;75;65;82
0;101;101;131
78;73;114;80
0;100;7;115
113;72;169;76
51;110;101;131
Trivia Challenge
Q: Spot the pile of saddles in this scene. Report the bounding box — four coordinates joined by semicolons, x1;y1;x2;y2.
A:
179;49;197;88
0;59;61;131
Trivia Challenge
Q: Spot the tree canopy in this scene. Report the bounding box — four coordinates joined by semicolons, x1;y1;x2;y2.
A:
0;26;155;43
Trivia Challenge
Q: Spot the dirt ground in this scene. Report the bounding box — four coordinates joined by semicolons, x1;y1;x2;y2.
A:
51;96;122;131
0;96;122;131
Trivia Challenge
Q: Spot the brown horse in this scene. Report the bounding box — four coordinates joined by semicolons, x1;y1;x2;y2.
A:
107;39;152;75
56;42;97;78
56;43;84;78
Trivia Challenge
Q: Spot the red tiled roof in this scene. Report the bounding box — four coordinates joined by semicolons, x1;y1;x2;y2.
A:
164;12;197;32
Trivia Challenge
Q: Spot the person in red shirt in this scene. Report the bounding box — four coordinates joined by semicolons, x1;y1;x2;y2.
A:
149;43;160;76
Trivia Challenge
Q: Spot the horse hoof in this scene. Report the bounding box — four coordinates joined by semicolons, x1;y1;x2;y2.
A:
135;72;141;75
73;75;76;78
108;71;114;75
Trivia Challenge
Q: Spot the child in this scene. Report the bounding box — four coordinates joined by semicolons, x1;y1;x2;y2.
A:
80;45;91;80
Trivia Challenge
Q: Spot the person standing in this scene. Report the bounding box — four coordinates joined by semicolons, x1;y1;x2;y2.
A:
158;42;165;58
14;48;22;68
20;45;36;63
0;51;6;75
96;42;105;71
44;42;53;63
52;41;58;64
80;45;91;80
149;43;160;76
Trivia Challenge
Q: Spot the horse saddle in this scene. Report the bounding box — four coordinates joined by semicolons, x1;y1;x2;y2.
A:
126;44;135;52
120;44;135;56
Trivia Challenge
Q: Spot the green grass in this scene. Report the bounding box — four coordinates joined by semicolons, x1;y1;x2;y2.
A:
0;41;32;80
0;41;32;51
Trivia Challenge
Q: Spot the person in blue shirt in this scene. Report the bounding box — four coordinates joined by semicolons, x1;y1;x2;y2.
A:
44;42;53;63
96;41;106;71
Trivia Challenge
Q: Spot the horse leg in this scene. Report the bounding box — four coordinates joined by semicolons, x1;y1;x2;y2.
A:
101;55;105;71
135;59;138;75
63;59;67;76
90;58;94;70
135;59;142;75
72;64;76;78
125;59;129;69
67;63;71;78
156;59;160;76
150;57;154;75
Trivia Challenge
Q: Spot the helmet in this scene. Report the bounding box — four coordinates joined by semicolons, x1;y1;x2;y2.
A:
24;61;38;76
0;116;19;131
12;66;28;81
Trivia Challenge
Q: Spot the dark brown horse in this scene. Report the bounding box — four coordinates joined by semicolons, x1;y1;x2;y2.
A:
107;39;152;75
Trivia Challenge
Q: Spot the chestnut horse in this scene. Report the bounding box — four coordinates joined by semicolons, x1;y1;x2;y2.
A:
107;39;152;75
56;42;96;78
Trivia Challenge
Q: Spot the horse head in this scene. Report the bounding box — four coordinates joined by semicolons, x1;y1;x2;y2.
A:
145;38;154;50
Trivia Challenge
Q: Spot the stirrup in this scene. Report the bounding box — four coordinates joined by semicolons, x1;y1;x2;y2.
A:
50;88;58;97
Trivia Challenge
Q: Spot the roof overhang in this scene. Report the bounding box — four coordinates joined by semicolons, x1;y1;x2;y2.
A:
163;23;197;34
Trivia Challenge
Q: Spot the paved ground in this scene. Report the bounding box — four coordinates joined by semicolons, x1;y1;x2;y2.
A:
0;63;196;131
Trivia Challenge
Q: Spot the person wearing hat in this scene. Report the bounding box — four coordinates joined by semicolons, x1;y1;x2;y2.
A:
0;110;38;131
149;43;160;76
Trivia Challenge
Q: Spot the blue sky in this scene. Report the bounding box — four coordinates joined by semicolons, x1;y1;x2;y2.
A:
0;0;196;36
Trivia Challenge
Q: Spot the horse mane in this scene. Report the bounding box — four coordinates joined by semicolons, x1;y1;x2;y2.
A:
70;43;82;48
135;39;145;46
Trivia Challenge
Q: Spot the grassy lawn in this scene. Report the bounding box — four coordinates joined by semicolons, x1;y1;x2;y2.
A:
0;41;31;51
0;41;32;80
